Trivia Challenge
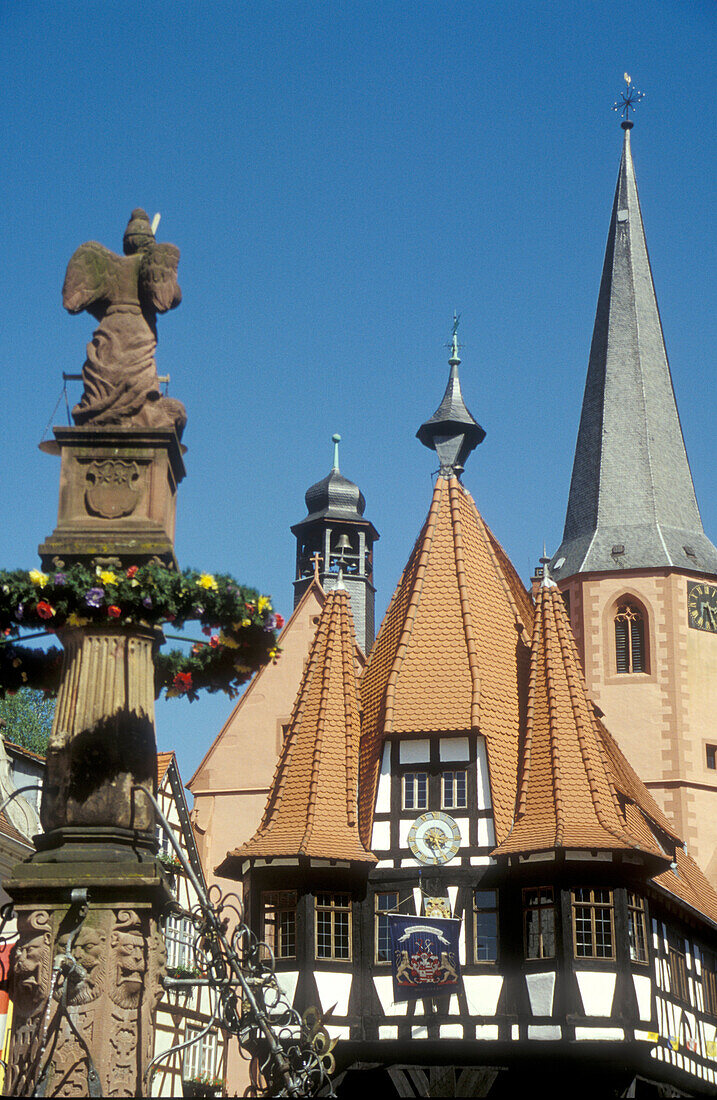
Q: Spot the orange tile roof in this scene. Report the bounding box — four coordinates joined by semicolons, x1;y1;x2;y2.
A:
157;751;174;785
223;585;375;866
359;476;533;847
495;580;664;859
0;809;32;847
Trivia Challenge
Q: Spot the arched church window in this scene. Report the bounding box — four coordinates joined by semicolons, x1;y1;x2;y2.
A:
615;602;646;673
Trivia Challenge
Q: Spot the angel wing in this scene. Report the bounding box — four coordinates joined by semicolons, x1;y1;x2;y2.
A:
138;242;182;313
62;241;116;314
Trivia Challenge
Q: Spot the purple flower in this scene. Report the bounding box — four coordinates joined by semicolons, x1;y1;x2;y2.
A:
15;603;24;620
85;587;105;608
142;596;153;609
194;605;205;615
53;572;67;586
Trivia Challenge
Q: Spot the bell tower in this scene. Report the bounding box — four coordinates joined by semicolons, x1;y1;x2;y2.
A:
550;91;717;882
291;434;379;654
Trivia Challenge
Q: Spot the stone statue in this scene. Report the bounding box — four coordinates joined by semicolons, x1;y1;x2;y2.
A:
63;209;187;436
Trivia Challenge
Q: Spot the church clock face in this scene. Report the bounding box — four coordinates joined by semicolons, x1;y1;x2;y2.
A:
407;811;462;865
687;582;717;633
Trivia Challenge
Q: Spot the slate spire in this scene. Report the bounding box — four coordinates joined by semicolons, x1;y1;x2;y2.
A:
551;124;717;579
417;322;485;476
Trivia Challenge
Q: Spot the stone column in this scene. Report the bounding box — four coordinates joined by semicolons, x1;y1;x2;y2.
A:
5;624;171;1096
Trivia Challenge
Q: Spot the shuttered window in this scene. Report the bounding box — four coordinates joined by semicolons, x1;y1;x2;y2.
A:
615;604;645;673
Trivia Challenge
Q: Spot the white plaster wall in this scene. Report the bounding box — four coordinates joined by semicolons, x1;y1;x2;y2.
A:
439;737;469;761
371;820;390;850
575;970;616;1016
633;974;652;1021
314;971;352;1016
526;972;556;1016
399;740;430;764
375;744;391;812
463;975;503;1016
476;738;491;809
373;975;408;1015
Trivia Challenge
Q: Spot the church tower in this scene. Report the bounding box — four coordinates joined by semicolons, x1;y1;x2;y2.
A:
550;108;717;882
291;434;379;654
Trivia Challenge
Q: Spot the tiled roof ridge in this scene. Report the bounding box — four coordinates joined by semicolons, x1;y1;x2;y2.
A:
341;596;360;827
448;478;481;725
383;478;443;733
257;594;329;828
550;587;635;847
543;589;566;845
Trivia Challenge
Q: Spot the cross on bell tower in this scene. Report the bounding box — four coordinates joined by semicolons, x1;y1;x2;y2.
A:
291;434;379;654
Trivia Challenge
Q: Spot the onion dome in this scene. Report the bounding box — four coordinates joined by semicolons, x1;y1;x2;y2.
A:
302;433;366;523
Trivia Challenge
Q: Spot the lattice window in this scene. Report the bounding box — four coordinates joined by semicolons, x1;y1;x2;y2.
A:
442;769;467;810
473;889;498;962
402;772;428;811
262;891;297;959
627;893;649;963
315;893;351;960
615;603;646;673
165;914;195;971
571;887;615;959
183;1025;218;1082
524;886;556;959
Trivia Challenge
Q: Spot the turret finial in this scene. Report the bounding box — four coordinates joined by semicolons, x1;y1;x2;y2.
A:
612;73;644;130
332;433;341;471
448;311;462;367
539;545;556;589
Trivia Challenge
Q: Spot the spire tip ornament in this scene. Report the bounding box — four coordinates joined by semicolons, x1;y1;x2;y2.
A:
612;73;645;129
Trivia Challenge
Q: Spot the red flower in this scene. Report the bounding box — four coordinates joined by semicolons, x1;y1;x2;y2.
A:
173;671;193;692
209;635;220;648
165;613;175;622
107;605;122;619
202;625;212;636
36;601;55;620
274;613;285;629
245;603;255;615
126;565;138;578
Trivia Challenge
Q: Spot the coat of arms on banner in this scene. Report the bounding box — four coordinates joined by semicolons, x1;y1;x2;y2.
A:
388;914;462;1002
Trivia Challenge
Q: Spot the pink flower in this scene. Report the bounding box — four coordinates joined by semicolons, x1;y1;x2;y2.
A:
209;635;219;648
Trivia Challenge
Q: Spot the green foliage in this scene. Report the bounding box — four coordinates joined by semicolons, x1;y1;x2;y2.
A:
0;563;283;702
0;687;54;754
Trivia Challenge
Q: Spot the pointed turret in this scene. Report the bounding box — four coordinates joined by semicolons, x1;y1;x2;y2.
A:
551;123;717;579
218;585;375;869
495;563;667;863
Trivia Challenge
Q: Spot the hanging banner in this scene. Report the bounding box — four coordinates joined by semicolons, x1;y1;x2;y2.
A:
388;914;462;1002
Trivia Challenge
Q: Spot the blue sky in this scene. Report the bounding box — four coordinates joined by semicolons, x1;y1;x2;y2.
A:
2;1;715;786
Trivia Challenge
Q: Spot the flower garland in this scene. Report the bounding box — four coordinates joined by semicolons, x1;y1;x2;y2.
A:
0;563;284;701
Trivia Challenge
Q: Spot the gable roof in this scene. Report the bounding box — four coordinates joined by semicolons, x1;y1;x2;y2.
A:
219;585;375;869
358;475;533;847
551;125;717;579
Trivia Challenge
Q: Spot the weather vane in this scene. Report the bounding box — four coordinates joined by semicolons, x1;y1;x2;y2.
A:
446;311;463;362
612;73;645;124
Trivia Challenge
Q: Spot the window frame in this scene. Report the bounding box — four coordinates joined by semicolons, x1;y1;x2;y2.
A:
441;768;468;810
165;913;196;972
702;952;717;1016
627;892;649;964
523;886;556;960
571;887;616;960
315;893;352;961
668;944;689;1003
473;888;498;963
614;601;647;674
402;771;428;811
183;1024;219;1082
261;890;298;960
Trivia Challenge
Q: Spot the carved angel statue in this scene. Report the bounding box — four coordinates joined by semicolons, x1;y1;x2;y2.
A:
63;209;187;435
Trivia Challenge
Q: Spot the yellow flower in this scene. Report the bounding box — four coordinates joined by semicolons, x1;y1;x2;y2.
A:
233;661;252;675
98;570;118;586
218;633;239;649
197;574;218;591
29;570;48;588
241;618;251;628
269;647;279;660
257;596;272;613
67;613;90;627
